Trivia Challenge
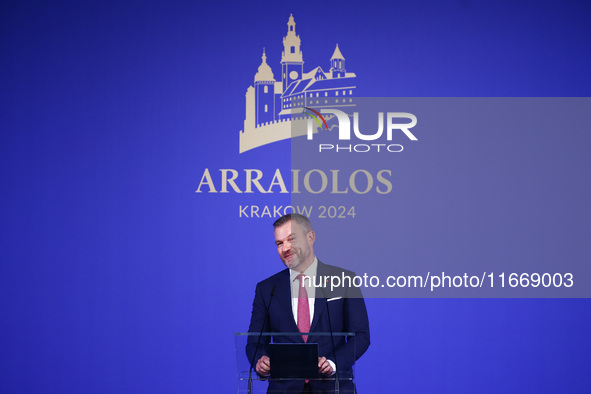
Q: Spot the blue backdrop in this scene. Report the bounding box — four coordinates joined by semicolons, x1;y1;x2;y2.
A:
1;0;590;392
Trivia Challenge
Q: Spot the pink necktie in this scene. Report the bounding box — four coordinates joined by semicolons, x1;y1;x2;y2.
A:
297;274;310;342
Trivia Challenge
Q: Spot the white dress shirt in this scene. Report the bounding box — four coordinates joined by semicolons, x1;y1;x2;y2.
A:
289;257;336;374
289;257;318;324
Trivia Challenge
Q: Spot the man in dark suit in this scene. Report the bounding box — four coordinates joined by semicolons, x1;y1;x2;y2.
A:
247;214;370;393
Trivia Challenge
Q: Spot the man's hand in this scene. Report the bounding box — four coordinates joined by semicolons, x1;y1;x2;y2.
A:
318;356;334;376
256;355;271;376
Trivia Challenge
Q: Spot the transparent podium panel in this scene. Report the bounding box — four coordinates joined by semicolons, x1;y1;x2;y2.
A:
235;332;356;393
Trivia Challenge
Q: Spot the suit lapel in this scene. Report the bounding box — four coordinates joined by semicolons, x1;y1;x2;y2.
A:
310;261;327;333
276;269;301;334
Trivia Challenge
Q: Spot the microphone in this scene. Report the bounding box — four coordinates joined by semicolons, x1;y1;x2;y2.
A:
320;286;339;394
248;285;276;394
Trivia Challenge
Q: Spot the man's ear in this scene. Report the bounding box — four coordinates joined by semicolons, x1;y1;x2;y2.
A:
307;230;315;245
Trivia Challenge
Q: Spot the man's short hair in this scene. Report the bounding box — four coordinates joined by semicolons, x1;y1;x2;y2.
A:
273;213;313;233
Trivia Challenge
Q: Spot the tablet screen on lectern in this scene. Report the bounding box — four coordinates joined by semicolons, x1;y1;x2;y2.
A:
268;343;319;379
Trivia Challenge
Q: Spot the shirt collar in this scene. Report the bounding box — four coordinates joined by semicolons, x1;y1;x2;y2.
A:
290;256;318;282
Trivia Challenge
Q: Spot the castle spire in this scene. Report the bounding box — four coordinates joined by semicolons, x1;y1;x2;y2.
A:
331;44;345;60
281;14;304;92
281;14;303;63
254;48;275;82
330;44;346;78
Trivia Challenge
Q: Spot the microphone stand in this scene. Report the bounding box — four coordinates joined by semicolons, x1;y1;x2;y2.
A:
248;286;276;394
320;287;339;394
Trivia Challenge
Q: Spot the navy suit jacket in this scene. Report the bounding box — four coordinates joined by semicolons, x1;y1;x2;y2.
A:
247;261;370;393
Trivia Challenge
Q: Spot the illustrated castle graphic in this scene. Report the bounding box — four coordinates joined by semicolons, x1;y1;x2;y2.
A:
240;14;357;153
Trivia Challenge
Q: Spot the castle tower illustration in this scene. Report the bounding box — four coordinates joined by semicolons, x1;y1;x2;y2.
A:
281;14;304;94
254;49;276;126
240;14;357;153
330;44;346;78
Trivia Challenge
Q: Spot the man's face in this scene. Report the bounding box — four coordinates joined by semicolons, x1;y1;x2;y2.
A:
274;220;315;272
